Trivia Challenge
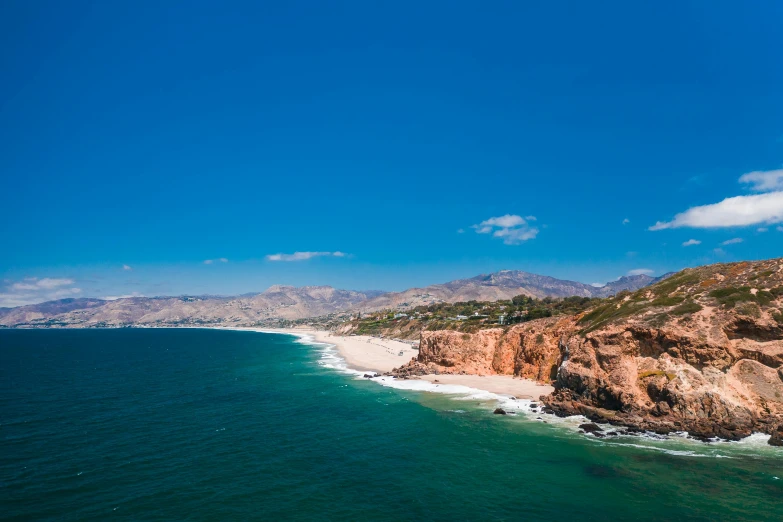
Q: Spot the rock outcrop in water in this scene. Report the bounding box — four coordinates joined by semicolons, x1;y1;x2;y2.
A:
394;259;783;445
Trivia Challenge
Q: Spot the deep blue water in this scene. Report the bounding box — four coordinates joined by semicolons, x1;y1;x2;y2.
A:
1;329;782;521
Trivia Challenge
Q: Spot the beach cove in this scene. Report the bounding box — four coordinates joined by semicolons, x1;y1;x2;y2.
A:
243;327;555;399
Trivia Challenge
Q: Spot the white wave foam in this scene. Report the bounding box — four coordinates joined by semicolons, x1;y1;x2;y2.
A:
287;329;782;458
727;432;772;447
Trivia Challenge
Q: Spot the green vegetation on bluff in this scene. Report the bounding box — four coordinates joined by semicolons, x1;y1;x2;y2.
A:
577;259;783;334
346;295;601;339
292;259;783;341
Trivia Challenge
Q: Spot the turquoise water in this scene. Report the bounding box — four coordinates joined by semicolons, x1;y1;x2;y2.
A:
1;329;782;521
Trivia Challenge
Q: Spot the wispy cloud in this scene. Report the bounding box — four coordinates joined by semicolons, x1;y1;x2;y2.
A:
122;264;133;271
721;237;743;246
622;218;630;225
204;258;229;265
758;227;768;233
682;239;701;247
628;268;654;276
1;277;81;307
102;292;144;301
266;251;347;262
739;169;783;192
12;278;75;291
680;175;707;191
472;214;539;245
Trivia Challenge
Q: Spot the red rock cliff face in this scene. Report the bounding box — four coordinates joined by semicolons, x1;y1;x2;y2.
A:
545;306;783;441
416;316;576;381
401;260;783;444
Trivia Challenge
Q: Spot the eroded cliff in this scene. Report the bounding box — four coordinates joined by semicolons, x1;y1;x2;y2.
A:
393;259;783;444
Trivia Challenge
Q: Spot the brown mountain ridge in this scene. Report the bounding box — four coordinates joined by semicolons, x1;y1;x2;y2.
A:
0;270;661;328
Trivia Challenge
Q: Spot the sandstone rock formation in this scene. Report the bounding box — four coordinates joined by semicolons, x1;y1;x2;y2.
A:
394;259;783;445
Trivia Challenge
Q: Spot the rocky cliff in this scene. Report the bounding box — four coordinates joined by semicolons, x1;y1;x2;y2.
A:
411;317;574;381
394;259;783;445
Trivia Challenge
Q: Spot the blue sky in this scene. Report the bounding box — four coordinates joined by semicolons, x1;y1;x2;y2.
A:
2;1;782;306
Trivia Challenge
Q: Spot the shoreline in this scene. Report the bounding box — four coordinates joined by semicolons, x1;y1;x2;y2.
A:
246;327;775;451
215;326;554;399
9;326;778;452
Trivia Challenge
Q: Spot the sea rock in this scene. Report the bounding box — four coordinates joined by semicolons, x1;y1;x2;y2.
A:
769;425;783;447
493;408;507;415
579;423;603;434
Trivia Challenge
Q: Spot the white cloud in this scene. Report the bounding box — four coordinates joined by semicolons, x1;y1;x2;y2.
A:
628;268;654;276
682;239;701;247
0;293;41;308
622;218;630;225
713;248;726;256
739;169;783;192
266;251;348;262
203;258;229;265
721;237;743;245
0;278;81;308
12;278;74;291
50;288;82;298
457;228;465;234
122;264;132;271
649;191;783;230
472;214;539;245
474;214;526;231
38;278;75;289
778;226;783;232
102;292;143;301
758;227;768;233
11;283;38;291
590;282;606;288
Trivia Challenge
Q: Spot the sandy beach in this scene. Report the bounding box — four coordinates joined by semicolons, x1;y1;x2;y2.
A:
260;327;554;398
259;328;417;372
418;374;552;399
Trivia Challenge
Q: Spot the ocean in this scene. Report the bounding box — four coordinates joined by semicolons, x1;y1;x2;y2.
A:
1;328;782;521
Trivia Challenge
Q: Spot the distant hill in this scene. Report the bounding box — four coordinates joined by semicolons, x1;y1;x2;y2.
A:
353;270;666;312
0;298;107;325
0;270;666;328
0;287;379;328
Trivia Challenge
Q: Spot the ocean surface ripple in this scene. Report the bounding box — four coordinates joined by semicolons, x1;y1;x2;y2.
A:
1;329;781;521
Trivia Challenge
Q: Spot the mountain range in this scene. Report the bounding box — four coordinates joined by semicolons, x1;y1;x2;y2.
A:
0;270;667;328
353;270;668;311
